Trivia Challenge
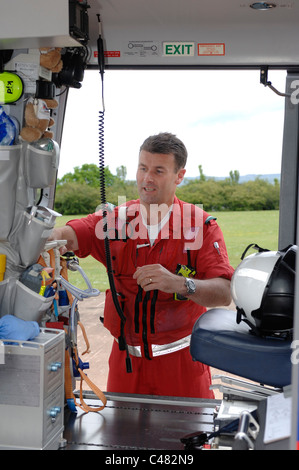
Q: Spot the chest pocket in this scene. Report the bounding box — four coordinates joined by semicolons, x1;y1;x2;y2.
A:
110;241;137;275
157;237;196;276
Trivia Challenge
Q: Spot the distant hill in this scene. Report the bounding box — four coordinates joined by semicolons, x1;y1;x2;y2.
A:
182;174;280;185
235;174;280;184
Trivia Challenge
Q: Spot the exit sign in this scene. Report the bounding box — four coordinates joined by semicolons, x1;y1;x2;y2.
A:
163;42;195;56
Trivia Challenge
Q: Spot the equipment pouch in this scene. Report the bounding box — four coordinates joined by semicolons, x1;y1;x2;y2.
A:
174;263;196;301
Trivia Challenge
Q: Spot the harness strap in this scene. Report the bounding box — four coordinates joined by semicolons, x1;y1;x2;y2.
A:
60;257;74;305
73;347;107;413
64;347;77;412
78;320;90;355
64;329;107;413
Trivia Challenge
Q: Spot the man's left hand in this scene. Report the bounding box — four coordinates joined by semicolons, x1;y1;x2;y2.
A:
133;264;183;293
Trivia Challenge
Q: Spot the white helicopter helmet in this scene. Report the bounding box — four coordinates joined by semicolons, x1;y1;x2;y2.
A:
231;244;297;337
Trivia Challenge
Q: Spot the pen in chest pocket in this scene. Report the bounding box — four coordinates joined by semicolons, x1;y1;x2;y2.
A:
213;241;221;255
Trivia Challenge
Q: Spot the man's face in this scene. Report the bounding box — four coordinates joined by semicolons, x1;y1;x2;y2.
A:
136;150;186;208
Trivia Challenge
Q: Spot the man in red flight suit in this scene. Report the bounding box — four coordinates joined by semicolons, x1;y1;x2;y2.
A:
52;132;234;398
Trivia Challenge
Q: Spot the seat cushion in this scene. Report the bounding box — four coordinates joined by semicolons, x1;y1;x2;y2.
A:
190;308;292;388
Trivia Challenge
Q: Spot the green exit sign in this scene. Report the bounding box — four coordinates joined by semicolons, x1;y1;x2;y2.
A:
163;42;195;56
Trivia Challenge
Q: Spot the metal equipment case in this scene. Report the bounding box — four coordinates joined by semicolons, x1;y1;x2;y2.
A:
0;329;65;450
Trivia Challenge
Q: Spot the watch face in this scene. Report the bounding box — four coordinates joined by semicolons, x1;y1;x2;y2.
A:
186;278;196;294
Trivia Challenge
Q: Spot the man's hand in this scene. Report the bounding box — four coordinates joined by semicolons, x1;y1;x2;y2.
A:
133;264;232;307
133;264;184;294
48;225;79;254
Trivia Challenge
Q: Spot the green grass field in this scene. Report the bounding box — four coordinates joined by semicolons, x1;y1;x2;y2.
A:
55;210;279;291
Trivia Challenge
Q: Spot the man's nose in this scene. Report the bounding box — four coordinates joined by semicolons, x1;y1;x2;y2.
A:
144;171;154;183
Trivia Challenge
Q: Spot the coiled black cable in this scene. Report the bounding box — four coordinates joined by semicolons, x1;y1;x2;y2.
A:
97;15;132;373
98;110;106;203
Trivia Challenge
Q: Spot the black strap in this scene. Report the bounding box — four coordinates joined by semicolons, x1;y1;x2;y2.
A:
240;243;269;260
134;285;143;334
150;289;158;334
142;291;151;360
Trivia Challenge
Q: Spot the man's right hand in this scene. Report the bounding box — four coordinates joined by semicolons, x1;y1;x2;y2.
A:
48;225;79;254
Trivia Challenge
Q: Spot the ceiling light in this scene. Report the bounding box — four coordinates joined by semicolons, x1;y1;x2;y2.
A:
250;2;276;10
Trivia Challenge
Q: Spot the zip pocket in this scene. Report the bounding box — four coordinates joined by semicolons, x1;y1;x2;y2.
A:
13;280;54;323
24;141;59;189
0;278;54;323
9;206;60;267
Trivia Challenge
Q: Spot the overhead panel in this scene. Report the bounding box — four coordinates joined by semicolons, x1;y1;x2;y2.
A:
87;0;299;68
0;0;85;50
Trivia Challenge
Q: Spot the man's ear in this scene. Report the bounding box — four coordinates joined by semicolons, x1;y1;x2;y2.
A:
176;168;186;185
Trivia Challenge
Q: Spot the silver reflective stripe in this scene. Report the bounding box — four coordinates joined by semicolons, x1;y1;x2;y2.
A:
115;335;191;358
126;343;142;357
152;335;191;356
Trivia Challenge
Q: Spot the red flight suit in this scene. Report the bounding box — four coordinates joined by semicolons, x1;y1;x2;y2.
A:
67;196;234;398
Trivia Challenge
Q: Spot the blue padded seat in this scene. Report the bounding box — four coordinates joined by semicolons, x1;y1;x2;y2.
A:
190;308;292;389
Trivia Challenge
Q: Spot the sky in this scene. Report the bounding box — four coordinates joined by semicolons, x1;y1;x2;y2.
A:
59;68;286;181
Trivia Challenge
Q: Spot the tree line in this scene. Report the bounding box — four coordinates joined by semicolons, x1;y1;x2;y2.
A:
54;163;280;215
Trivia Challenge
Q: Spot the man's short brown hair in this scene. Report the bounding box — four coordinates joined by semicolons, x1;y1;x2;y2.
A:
140;132;188;171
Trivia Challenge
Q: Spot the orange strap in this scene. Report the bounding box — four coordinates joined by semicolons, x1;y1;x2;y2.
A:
64;323;106;413
77;370;107;413
64;346;107;413
78;320;90;355
64;347;75;401
60;257;74;306
74;346;107;412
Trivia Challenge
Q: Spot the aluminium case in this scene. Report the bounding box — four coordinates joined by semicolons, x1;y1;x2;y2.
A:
0;328;65;450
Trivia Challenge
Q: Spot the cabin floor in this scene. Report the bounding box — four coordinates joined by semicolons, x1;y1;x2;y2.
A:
61;294;289;451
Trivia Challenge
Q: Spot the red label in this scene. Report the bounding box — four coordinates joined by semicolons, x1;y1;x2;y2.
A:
198;43;225;56
105;51;121;58
94;50;121;58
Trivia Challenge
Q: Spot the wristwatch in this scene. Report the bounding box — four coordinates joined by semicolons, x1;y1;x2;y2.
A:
185;277;196;295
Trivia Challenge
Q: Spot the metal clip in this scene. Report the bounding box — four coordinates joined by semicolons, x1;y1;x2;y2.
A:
233;410;260;450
